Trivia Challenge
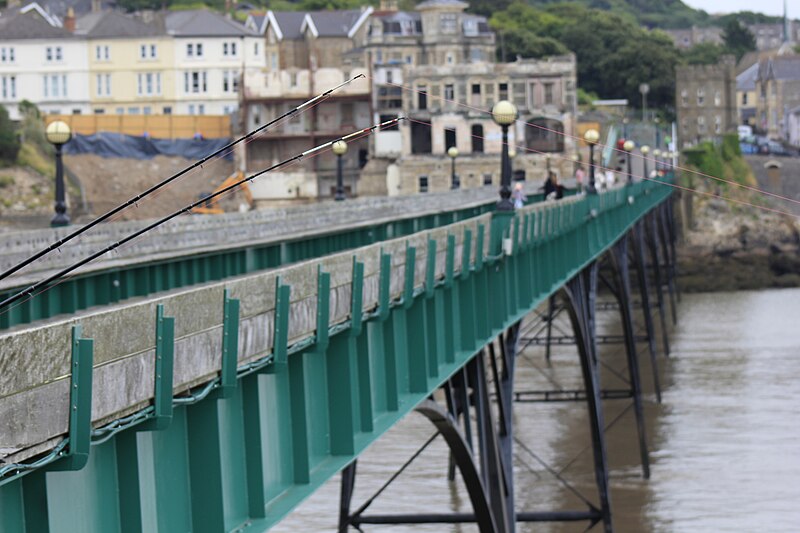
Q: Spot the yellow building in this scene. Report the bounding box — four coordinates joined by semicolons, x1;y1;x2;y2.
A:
76;12;176;116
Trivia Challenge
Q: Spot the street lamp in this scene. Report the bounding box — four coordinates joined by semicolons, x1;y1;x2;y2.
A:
447;145;459;189
492;100;518;210
623;139;635;185
332;139;348;201
584;128;600;194
653;149;661;173
45;120;72;227
640;145;650;179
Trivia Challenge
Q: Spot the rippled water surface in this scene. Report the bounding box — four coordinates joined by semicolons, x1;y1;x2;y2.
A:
274;288;800;532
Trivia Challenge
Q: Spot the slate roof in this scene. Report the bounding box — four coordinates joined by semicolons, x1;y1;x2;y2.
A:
75;11;160;38
165;9;255;37
305;9;364;38
33;0;115;19
737;62;759;92
415;0;468;9
758;57;800;82
0;5;74;39
269;11;305;40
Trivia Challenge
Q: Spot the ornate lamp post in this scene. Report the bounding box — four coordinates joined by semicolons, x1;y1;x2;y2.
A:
447;145;459;189
491;100;518;210
584;128;600;194
653;149;662;173
332;139;347;201
45;120;72;227
623;139;635;185
640;145;650;178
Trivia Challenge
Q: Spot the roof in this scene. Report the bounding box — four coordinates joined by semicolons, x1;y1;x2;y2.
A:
75;11;160;38
415;0;468;10
25;0;115;20
165;10;255;37
269;8;372;40
301;8;373;39
245;13;266;34
737;62;759;91
0;4;74;39
267;11;306;40
758;57;800;81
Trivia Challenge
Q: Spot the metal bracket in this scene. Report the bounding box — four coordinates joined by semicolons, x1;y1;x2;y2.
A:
350;257;365;337
51;325;93;471
140;304;175;430
272;276;291;368
378;252;392;321
403;245;416;309
425;239;437;298
218;289;241;398
316;266;331;351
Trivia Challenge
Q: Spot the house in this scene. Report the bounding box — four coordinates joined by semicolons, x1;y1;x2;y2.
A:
75;10;173;115
240;8;372;201
754;56;800;140
675;57;738;147
737;62;758;128
0;3;90;119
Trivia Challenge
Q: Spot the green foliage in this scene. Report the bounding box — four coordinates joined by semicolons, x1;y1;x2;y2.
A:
0;106;20;165
0;175;14;188
722;19;756;61
683;42;727;65
17;142;54;177
683;134;756;195
528;0;710;29
713;11;782;27
577;87;599;106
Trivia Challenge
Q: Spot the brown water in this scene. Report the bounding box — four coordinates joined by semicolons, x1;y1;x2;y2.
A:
273;288;800;532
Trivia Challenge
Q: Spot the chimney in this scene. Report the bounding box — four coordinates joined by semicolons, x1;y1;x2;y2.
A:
91;0;101;13
379;0;398;12
64;7;75;32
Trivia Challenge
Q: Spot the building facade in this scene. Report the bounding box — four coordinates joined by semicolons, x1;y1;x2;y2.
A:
754;56;800;140
240;8;372;201
675;57;738;146
0;4;90;120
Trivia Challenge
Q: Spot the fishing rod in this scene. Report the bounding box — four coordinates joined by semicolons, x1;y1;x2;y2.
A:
0;74;366;283
0;116;405;313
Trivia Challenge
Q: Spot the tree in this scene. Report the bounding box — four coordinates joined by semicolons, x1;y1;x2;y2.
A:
683;42;727;65
0;105;20;165
722;19;756;61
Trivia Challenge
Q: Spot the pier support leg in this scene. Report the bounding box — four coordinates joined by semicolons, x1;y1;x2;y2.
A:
632;222;662;403
608;235;651;479
561;263;613;532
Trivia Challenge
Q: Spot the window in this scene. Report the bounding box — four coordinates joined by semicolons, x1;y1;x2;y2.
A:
499;82;508;101
444;84;454;100
95;45;110;61
188;104;195;115
418;175;429;193
386;70;393;84
254;42;259;56
0;47;14;63
742;92;748;105
444;127;456;151
470;48;483;62
43;75;48;97
681;89;688;106
270;53;278;70
223;41;238;56
714;90;721;106
440;13;457;34
94;108;105;114
471;124;484;153
483;173;493;186
140;44;157;59
471;84;480;95
290;72;298;87
137;73;161;95
418;85;427;110
163;106;172;114
697;88;705;105
184;71;207;93
46;46;63;61
544;83;554;105
222;70;239;93
446;53;453;64
1;76;17;99
46;47;52;61
127;107;140;115
341;103;354;126
406;55;412;64
187;43;203;57
198;104;205;115
714;115;722;134
116;107;124;114
95;74;109;96
697;115;706;133
376;50;383;64
143;106;152;115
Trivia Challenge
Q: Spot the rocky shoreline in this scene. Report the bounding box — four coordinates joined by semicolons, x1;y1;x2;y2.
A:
676;195;800;292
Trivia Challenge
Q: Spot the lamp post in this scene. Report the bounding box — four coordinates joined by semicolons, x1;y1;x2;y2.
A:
492;100;518;210
623;139;635;185
622;117;629;139
332;139;347;201
653;149;661;173
45;120;72;227
447;145;459;189
640;145;650;179
584;128;600;194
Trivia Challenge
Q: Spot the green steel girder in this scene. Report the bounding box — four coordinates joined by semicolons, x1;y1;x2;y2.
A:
0;178;674;533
